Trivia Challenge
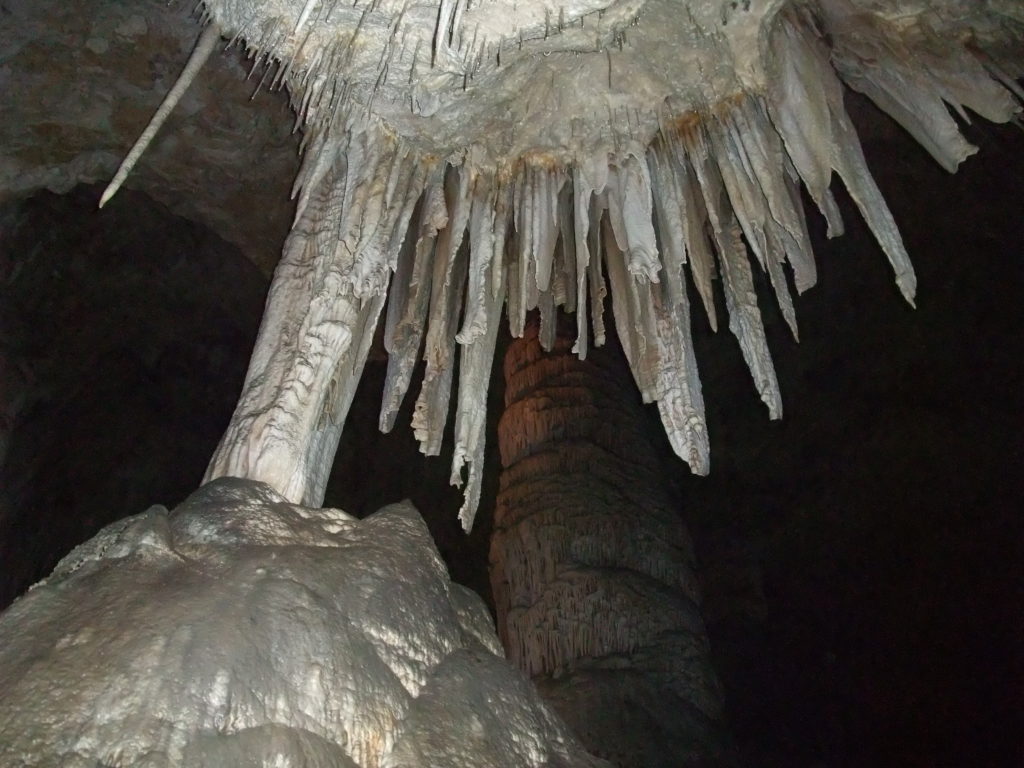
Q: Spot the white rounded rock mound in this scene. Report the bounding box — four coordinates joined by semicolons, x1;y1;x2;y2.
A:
0;478;608;768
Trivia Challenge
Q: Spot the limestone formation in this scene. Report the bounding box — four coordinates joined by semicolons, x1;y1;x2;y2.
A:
114;0;1017;528
0;478;608;768
491;321;725;766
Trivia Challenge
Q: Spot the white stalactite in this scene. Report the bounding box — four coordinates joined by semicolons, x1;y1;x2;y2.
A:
379;168;446;432
112;0;1021;523
411;163;471;456
99;23;221;208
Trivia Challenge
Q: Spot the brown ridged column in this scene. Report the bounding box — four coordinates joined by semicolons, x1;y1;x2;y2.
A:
490;318;725;767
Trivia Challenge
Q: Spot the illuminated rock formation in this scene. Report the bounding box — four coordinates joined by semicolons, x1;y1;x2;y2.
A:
0;478;608;768
0;0;1021;765
157;1;1022;527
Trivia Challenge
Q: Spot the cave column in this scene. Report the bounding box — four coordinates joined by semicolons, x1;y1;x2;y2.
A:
203;129;409;508
490;317;726;767
201;214;377;507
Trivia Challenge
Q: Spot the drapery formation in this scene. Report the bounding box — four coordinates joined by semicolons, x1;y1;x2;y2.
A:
96;1;1021;523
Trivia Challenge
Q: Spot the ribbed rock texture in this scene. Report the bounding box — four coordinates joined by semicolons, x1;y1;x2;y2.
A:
0;478;608;768
491;319;724;767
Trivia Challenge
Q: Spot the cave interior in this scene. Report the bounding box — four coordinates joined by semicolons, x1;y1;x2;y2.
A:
1;1;1023;766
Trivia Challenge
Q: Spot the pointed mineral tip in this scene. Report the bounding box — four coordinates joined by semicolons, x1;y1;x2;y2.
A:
294;0;319;34
100;24;220;208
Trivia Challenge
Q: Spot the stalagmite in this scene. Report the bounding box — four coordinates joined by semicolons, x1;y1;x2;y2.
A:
6;1;1018;764
0;480;609;768
94;1;1019;525
491;321;723;765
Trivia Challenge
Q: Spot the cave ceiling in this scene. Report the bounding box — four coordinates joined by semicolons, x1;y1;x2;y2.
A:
0;0;301;275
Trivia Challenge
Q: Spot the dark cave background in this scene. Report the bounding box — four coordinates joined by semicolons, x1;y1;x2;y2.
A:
1;98;1022;767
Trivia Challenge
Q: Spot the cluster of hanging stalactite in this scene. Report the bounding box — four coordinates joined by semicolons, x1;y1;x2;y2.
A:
103;1;1022;527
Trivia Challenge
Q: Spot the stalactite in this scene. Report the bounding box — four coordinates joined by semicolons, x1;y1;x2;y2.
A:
768;9;918;304
87;1;1018;520
687;122;785;419
824;0;1022;174
606;153;661;284
99;24;222;208
379;168;446;433
411;163;471;456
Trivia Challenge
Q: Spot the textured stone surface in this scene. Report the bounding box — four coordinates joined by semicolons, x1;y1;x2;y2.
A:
0;478;608;768
491;319;725;767
0;0;300;273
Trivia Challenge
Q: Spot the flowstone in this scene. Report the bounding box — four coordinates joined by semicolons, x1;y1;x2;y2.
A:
0;478;607;768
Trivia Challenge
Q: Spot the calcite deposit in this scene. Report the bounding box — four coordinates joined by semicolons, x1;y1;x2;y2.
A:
181;1;1019;527
0;479;608;768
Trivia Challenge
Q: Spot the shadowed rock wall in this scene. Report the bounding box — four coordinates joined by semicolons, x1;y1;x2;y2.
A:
0;184;267;608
